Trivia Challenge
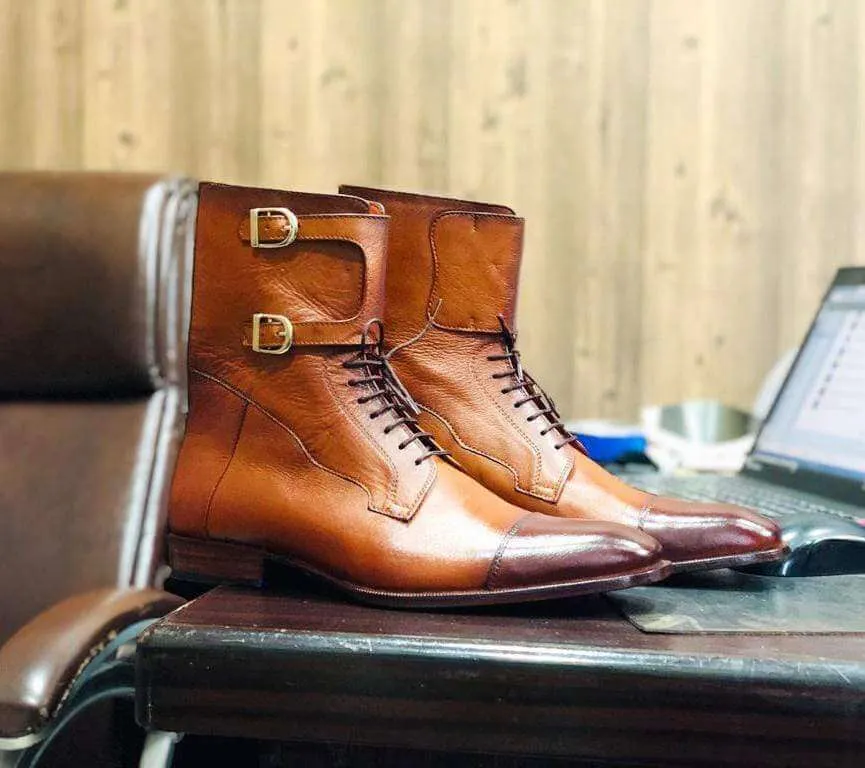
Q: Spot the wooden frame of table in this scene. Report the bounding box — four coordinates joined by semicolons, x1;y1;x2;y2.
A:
136;585;865;767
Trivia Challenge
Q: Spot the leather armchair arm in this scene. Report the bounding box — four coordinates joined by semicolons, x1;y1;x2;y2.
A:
0;588;183;740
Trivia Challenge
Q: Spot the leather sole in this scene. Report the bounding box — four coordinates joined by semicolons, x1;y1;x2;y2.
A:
667;544;789;575
167;534;673;608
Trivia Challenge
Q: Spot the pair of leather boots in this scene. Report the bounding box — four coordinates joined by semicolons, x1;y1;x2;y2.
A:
168;182;785;608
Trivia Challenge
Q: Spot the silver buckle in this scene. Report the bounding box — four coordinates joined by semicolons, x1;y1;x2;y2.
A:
251;313;293;355
249;207;298;249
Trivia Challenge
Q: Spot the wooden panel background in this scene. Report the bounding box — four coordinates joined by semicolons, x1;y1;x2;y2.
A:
1;0;863;419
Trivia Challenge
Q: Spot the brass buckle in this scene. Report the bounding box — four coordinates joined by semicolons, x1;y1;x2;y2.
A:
251;313;293;355
249;207;298;248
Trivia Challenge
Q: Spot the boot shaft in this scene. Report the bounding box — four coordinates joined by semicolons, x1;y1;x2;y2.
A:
339;186;578;504
172;182;439;536
191;182;387;375
339;186;523;345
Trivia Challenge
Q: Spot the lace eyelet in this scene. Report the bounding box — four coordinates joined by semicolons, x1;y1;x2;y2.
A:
414;458;422;466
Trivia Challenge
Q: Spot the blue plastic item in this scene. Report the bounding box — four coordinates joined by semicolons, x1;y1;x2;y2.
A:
573;432;647;464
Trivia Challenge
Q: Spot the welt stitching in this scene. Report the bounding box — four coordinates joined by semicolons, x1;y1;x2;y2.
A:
190;367;375;508
485;513;532;590
203;399;248;537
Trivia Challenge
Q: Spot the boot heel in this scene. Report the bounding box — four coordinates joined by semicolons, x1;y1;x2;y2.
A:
168;534;266;587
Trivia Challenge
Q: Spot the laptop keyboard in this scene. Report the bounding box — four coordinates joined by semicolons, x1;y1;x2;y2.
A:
626;473;864;523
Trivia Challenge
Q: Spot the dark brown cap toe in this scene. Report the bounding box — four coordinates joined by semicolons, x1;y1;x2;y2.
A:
639;497;783;564
485;513;664;590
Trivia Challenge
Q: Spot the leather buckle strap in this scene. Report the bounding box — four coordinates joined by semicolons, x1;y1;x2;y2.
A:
237;212;389;349
242;316;365;351
248;208;298;248
249;313;293;354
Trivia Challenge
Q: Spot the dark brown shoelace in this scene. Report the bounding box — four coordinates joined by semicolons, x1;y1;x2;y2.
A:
488;314;583;452
343;319;449;466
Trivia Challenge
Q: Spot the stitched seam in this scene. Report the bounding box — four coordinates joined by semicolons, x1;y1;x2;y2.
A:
638;496;656;530
470;356;563;498
485;513;532;590
290;336;367;345
407;455;437;520
341;186;516;213
244;213;388;228
191;367;376;510
321;358;400;514
51;630;116;719
297;214;387;222
422;396;560;503
420;403;520;481
326;356;436;519
554;450;575;502
242;331;368;347
202;400;248;537
428;211;522;333
239;214;387;243
480;353;570;500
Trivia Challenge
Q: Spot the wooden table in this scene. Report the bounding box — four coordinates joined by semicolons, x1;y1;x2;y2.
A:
136;584;865;767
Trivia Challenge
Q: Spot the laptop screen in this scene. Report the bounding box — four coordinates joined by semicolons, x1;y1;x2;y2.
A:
752;270;865;484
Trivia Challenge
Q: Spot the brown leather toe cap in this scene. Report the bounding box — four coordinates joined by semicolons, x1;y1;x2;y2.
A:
485;513;664;590
639;496;783;564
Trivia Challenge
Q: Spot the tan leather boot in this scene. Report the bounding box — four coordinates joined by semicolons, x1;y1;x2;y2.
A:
340;185;786;574
167;182;671;607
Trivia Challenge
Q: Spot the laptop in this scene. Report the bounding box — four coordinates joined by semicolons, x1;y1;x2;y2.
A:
628;267;865;522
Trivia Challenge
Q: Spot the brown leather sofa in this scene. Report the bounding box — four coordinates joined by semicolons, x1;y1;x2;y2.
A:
0;173;196;766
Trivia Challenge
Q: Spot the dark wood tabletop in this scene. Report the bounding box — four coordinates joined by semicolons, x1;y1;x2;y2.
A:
136;582;865;767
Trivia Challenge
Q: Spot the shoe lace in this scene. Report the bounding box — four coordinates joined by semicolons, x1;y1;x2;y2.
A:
487;314;583;452
342;319;449;466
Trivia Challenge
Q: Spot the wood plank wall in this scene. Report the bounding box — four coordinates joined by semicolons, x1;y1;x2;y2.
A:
1;0;863;420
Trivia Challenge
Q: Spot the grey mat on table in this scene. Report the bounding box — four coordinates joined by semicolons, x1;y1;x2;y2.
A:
608;569;865;634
